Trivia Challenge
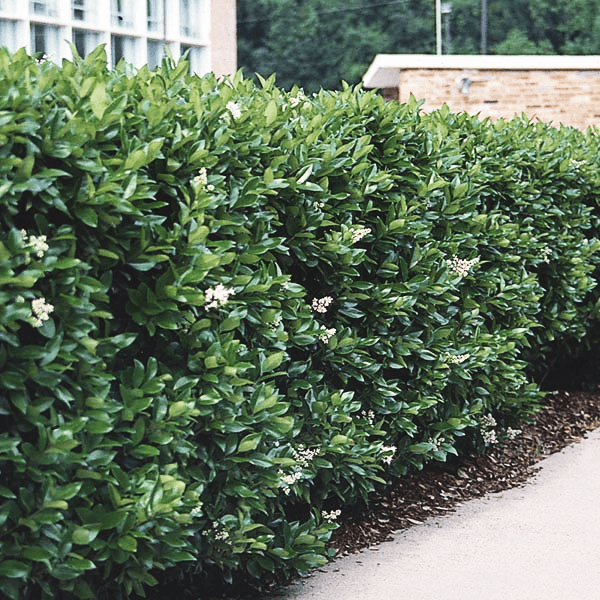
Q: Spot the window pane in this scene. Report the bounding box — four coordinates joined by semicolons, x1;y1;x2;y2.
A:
181;44;207;75
111;0;133;28
30;1;58;18
180;0;207;39
73;28;99;58
0;20;17;48
147;0;164;32
111;34;135;67
147;39;165;69
72;0;94;22
30;22;59;58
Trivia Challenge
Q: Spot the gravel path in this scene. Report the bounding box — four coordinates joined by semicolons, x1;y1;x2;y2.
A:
275;427;600;600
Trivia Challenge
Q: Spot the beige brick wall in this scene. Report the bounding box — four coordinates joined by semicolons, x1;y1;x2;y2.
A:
211;0;237;78
363;56;600;130
400;68;600;130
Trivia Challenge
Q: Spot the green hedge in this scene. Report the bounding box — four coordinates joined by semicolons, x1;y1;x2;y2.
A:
1;47;600;598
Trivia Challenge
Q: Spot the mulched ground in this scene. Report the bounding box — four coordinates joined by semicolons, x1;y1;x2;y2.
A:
328;388;600;557
149;387;600;599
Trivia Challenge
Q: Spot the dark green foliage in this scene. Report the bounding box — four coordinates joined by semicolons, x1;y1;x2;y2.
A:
1;48;600;598
237;0;600;92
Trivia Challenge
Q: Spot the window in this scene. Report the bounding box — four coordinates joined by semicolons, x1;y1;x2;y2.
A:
147;39;165;69
0;20;17;47
0;0;14;12
111;34;136;67
111;0;133;28
181;44;207;74
73;29;98;58
30;22;59;57
147;0;164;33
30;1;58;18
72;0;93;22
179;0;207;39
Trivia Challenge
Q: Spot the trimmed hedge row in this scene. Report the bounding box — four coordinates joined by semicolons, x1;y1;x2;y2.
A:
1;47;600;598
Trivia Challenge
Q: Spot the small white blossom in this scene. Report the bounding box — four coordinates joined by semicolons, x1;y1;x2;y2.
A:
270;315;283;329
350;226;371;244
361;410;375;425
21;230;49;258
318;325;336;343
205;284;235;309
292;445;318;466
311;296;333;313
481;414;497;428
210;523;230;541
28;298;54;328
226;101;241;119
190;503;204;517
539;246;552;263
483;429;498;444
448;255;480;277
448;353;470;364
321;509;342;523
428;437;443;452
506;427;522;440
193;167;215;191
381;445;397;465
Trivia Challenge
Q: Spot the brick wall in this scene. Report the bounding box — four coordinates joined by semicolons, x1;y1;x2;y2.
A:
211;0;237;78
363;55;600;130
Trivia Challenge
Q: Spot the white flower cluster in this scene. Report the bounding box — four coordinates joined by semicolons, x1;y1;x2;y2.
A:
226;101;241;119
211;523;229;542
278;445;319;495
288;92;307;108
28;297;54;328
483;429;498;444
21;230;49;259
428;437;443;452
350;226;371;244
193;167;215;191
321;509;342;523
361;410;375;425
318;325;336;343
448;353;470;364
480;414;498;445
190;503;204;518
311;296;333;313
312;200;325;209
270;315;283;329
205;284;235;309
539;246;552;263
481;414;496;428
505;427;522;440
292;445;318;467
278;470;302;495
449;255;480;277
381;444;397;465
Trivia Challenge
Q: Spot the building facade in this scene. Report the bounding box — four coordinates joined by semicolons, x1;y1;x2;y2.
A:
363;54;600;131
0;0;236;77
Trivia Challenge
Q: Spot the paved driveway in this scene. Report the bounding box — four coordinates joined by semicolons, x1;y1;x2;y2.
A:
273;427;600;600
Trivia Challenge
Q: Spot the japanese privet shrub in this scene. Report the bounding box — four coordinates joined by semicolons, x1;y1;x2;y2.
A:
1;47;600;598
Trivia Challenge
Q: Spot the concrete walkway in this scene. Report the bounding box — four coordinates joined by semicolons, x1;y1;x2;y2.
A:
274;427;600;600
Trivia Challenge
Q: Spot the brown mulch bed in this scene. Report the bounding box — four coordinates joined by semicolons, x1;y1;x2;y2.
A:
148;388;600;599
328;389;600;556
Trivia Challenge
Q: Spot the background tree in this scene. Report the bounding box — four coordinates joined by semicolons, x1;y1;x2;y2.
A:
237;0;600;92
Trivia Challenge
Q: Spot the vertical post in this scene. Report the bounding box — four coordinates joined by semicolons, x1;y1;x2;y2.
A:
436;0;442;55
481;0;487;54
